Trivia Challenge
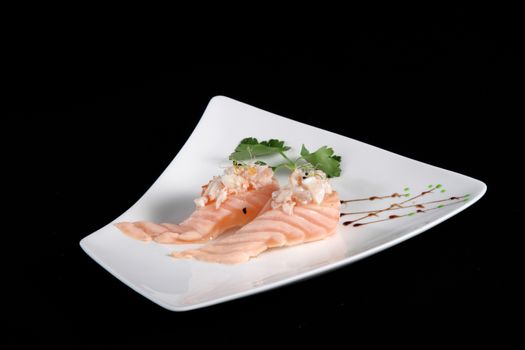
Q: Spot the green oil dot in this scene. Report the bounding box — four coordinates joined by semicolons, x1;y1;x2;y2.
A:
404;187;410;192
441;189;446;193
436;184;442;189
408;212;415;216
463;199;469;202
405;194;410;197
437;205;444;208
428;184;433;188
465;193;471;197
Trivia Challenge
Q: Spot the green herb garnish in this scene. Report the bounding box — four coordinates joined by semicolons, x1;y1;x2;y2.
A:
229;137;342;178
300;145;342;178
229;138;291;161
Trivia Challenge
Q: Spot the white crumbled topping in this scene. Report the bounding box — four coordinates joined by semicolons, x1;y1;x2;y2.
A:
193;197;207;208
271;169;332;215
194;164;274;209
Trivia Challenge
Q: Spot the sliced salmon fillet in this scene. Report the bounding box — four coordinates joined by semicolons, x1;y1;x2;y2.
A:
115;181;279;243
171;191;341;264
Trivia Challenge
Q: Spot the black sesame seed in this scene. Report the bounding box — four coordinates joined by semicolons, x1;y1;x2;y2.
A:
242;207;247;214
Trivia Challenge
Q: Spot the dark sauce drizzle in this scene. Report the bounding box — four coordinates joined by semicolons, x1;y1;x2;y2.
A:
340;185;470;227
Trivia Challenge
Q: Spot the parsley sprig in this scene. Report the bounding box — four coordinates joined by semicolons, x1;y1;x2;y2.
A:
229;137;342;178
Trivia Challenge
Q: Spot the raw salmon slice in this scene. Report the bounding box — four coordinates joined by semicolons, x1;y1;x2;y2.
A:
115;181;278;244
171;191;341;263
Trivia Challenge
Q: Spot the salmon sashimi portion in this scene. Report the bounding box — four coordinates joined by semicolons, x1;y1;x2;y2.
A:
115;163;279;243
115;181;278;243
171;191;340;264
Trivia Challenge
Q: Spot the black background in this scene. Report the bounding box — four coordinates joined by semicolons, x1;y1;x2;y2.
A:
6;11;519;345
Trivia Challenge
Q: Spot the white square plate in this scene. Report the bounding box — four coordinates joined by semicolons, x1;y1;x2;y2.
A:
80;96;486;311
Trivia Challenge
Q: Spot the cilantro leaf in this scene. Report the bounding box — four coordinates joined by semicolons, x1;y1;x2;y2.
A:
300;145;342;178
229;138;291;161
229;137;343;178
260;139;289;149
238;137;258;145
